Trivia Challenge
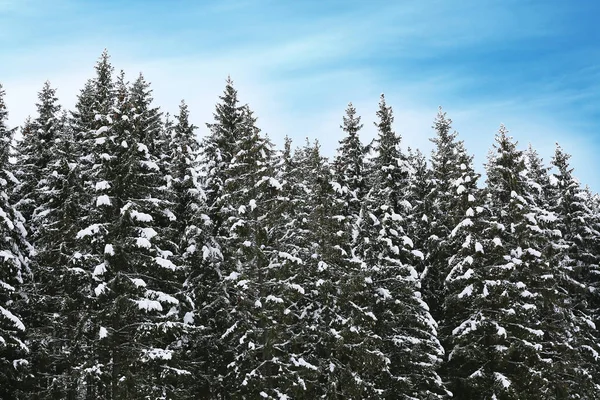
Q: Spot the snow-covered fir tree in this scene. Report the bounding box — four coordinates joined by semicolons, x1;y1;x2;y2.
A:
14;81;62;230
332;102;367;236
130;73;164;157
292;139;355;398
260;137;324;398
444;125;599;399
0;83;34;399
548;144;600;394
73;61;188;398
167;100;221;396
202;90;287;397
27;111;90;398
1;50;600;399
422;108;480;323
202;76;246;230
406;147;431;276
353;95;448;398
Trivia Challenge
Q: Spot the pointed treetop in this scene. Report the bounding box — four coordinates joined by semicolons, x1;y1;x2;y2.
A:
175;99;197;138
0;83;8;123
375;93;394;133
283;135;292;156
176;99;191;122
0;84;16;166
95;49;113;76
432;106;453;135
35;81;61;120
552;143;574;176
341;102;363;135
491;124;520;155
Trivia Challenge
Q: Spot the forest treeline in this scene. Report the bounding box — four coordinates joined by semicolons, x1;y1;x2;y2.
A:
0;50;599;399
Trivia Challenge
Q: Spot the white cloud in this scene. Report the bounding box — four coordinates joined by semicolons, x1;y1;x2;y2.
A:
1;0;597;190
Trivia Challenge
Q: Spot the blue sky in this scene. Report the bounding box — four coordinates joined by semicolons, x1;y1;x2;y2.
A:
1;0;599;190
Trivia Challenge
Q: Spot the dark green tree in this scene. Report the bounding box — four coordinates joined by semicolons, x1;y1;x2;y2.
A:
0;83;34;399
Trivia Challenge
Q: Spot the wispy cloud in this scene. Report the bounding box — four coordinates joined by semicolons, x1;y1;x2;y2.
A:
1;0;598;189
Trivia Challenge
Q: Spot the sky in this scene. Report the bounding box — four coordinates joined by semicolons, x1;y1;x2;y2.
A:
1;0;599;190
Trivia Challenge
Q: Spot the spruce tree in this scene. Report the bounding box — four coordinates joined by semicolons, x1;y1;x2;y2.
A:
28;112;90;399
549;144;600;394
202;76;246;232
422;108;480;323
168;100;220;397
332;102;367;233
262;137;322;398
199;78;247;396
0;83;34;399
14;81;62;229
74;61;188;399
353;95;448;398
406;147;431;276
221;106;279;397
295;139;352;398
202;81;293;397
130;73;164;158
444;126;595;399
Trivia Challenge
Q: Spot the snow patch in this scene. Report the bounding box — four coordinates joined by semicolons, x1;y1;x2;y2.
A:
279;251;302;264
96;126;109;135
99;327;108;339
411;250;424;260
96;194;112;207
155;257;178;270
494;372;511;389
136;238;152;248
458;284;474;298
184;311;194;325
287;283;305;295
377;288;392;300
475;242;484;253
95;181;111;191
131;278;146;287
0;306;25;331
266;295;284;304
76;224;102;239
104;244;114;255
94;283;107;297
131;210;153;222
93;262;107;276
140;227;157;239
140;160;160;171
225;272;240;281
136;299;162;312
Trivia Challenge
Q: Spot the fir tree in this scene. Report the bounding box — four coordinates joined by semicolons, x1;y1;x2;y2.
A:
0;83;33;399
130;73;164;157
202;76;246;233
28;112;90;399
14;81;62;228
444;126;596;399
213;104;283;398
74;63;188;399
295;139;351;398
353;95;448;398
332;102;367;233
168;100;220;397
201;81;288;397
422;107;480;323
549;144;600;394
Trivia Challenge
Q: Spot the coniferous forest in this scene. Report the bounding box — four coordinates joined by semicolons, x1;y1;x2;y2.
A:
0;50;599;400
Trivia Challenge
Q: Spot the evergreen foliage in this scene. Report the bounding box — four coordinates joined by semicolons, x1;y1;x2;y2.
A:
0;83;33;399
1;51;599;400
